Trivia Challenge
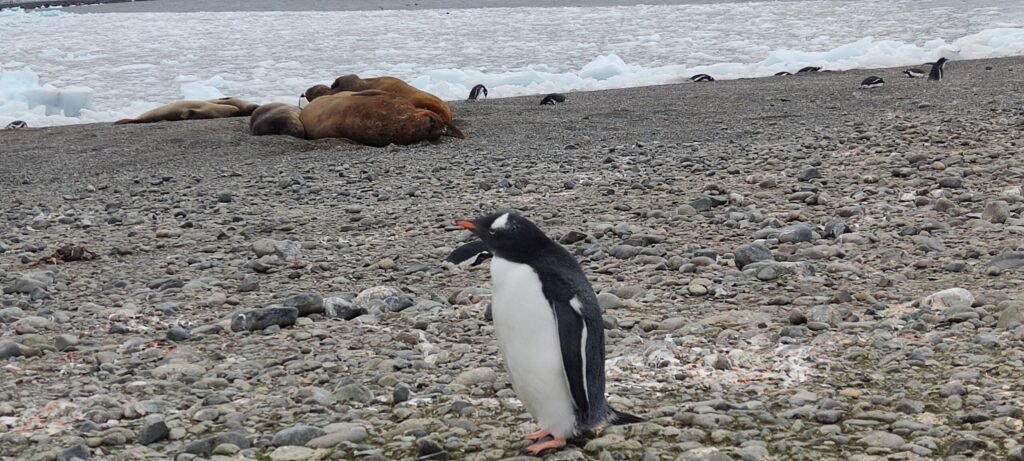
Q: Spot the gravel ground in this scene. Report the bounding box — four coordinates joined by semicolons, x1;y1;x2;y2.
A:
1;57;1024;461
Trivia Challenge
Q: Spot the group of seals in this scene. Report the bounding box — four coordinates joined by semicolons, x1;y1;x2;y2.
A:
112;74;463;147
249;74;463;146
113;97;258;124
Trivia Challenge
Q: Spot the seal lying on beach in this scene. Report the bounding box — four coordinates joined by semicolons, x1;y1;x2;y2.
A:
249;103;305;138
113;98;259;124
299;89;463;147
207;97;260;116
302;74;454;123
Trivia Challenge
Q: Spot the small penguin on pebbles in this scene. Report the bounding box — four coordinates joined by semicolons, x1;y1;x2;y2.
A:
860;76;884;88
443;239;492;268
929;57;949;81
774;71;792;76
4;120;27;130
797;66;822;74
455;211;644;454
539;93;566;105
467;84;488;101
690;73;714;82
904;68;926;78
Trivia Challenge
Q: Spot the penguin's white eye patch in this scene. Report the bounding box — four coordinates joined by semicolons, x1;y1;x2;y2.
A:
490;213;510;233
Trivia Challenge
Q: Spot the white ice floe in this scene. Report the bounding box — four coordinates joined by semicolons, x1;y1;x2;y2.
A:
1;0;1023;126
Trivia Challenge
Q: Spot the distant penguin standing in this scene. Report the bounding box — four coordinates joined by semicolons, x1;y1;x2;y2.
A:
690;73;714;82
929;57;948;81
468;84;489;101
860;76;885;89
904;68;926;78
455;211;644;455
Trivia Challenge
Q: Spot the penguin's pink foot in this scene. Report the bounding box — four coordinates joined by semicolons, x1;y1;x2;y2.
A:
525;438;566;454
523;429;550;441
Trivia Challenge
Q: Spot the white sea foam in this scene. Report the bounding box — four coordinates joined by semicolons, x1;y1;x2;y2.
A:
1;1;1023;127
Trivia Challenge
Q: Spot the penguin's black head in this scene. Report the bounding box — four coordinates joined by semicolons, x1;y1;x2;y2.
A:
455;211;550;262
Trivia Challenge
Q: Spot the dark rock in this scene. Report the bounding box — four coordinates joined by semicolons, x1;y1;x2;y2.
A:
947;438;988;456
384;296;416;312
57;444;90;461
182;432;251;455
989;252;1024;271
982;201;1010;223
284;293;325;316
823;218;850;238
789;311;807;325
938;177;963;188
147;278;184;290
734;243;773;269
230;305;298;332
324;297;367;320
417;438;449;461
393;385;411;405
778;223;815;243
798;167;822;181
271;424;326;447
138;417;169;445
238;276;260;292
780;325;811;338
690;196;715;212
560;230;588;245
166;326;190;341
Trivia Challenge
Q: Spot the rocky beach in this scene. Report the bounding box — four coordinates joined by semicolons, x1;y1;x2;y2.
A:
1;57;1024;461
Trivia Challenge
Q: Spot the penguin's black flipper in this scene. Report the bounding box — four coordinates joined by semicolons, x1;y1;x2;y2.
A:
445;239;492;267
609;408;645;425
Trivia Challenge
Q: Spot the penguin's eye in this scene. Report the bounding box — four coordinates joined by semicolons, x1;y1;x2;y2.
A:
488;228;497;235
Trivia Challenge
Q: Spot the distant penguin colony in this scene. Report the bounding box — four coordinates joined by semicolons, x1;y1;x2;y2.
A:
4;120;27;130
929;57;948;81
467;84;488;100
860;76;884;89
690;73;714;82
540;93;567;105
904;68;926;78
454;212;644;455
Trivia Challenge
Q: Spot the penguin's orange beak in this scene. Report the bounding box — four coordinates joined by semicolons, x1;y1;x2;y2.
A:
456;220;476;231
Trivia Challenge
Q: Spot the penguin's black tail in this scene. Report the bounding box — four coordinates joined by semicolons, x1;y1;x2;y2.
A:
609;408;645;426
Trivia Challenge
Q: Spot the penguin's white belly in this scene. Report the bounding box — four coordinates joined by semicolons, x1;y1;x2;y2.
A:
490;257;577;438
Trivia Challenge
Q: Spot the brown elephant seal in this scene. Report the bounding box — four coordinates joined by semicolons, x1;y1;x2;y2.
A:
301;84;333;104
113;97;258;124
301;74;454;123
208;97;260;116
249;103;305;138
299;89;464;147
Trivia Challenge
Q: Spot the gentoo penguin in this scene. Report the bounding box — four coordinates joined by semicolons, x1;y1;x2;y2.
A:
444;239;492;268
860;76;884;88
774;71;792;76
4;120;27;130
539;93;567;105
797;66;822;74
929;57;948;81
455;211;643;454
690;73;714;82
468;84;488;101
904;68;926;78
